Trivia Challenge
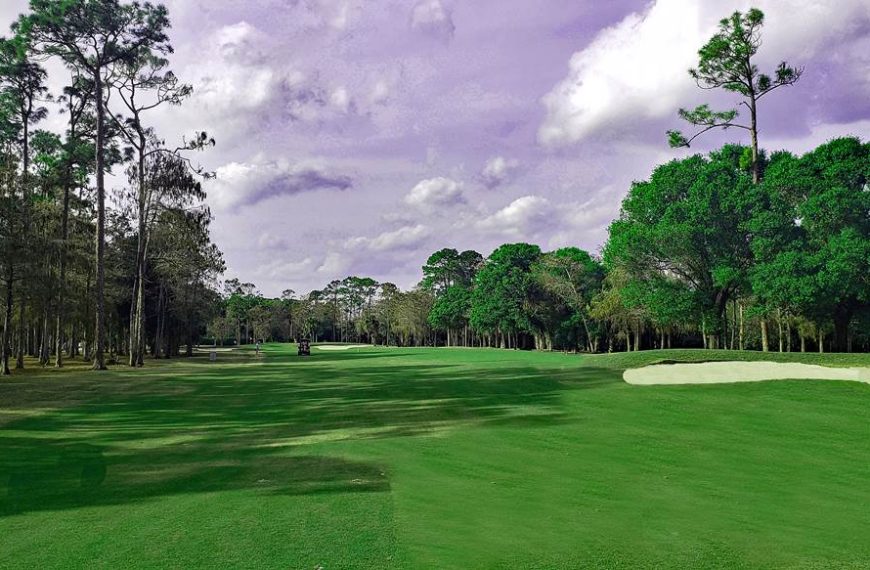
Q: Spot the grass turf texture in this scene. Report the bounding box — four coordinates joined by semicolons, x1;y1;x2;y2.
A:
1;347;869;569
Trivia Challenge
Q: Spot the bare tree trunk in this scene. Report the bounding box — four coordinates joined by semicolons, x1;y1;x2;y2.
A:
155;285;165;358
55;180;71;367
15;118;30;371
750;96;760;184
39;308;50;366
92;73;107;371
130;261;146;366
1;272;13;376
730;300;737;350
832;306;852;353
15;292;25;369
777;310;784;353
580;316;594;353
73;320;80;357
761;319;769;352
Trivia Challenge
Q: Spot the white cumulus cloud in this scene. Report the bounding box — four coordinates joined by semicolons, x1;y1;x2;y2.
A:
477;196;553;238
481;156;519;189
405;177;465;210
346;224;431;252
539;0;870;146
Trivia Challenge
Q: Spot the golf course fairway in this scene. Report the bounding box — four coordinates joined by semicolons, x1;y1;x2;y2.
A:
1;345;869;569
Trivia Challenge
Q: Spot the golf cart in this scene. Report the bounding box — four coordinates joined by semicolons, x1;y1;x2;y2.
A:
298;338;311;356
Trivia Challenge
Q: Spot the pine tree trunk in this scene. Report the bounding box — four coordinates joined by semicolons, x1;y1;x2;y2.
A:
750;96;760;184
15;294;25;369
731;300;738;350
1;272;13;376
777;310;784;353
55;183;70;367
70;321;77;358
39;308;50;366
92;72;107;370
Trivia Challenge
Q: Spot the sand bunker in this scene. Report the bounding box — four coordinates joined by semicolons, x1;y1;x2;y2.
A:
313;345;370;351
624;361;870;386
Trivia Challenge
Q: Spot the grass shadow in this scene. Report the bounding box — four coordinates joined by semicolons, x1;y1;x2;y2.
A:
0;346;616;517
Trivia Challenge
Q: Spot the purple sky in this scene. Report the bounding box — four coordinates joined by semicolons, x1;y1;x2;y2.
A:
3;0;869;296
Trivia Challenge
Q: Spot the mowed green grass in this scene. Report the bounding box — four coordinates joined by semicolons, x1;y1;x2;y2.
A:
1;346;869;569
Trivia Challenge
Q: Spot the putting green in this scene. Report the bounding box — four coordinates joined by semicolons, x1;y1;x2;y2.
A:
1;346;869;569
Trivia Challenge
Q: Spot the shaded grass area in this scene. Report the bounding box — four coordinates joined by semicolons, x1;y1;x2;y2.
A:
1;346;869;568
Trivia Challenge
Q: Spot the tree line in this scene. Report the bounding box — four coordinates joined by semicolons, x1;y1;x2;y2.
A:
0;0;224;375
221;9;866;355
219;137;869;356
4;4;865;370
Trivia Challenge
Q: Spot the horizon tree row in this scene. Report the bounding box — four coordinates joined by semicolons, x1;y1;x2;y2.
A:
226;138;867;354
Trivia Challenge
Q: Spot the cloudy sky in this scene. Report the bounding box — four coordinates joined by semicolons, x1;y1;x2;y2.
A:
2;0;869;295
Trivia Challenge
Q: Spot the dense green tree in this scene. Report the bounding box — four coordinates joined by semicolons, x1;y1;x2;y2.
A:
423;248;482;346
533;247;604;352
393;288;434;347
621;276;698;349
471;243;541;348
223;279;258;347
752;137;869;351
149;206;223;356
422;248;483;292
605;146;756;348
428;285;471;346
589;267;646;353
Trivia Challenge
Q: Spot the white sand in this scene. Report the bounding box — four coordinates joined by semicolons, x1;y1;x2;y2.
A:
624;361;870;386
313;345;370;351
